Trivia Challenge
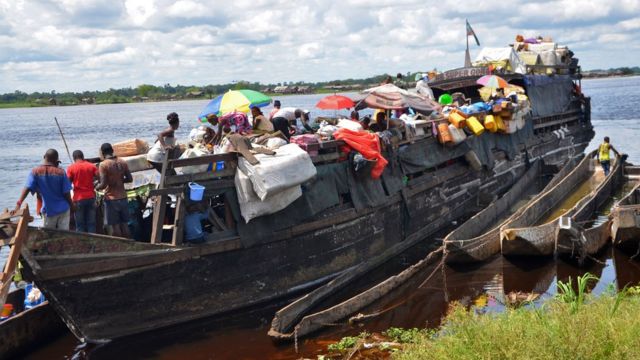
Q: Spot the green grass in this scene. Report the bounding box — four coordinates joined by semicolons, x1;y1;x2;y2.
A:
395;284;640;360
0;102;47;109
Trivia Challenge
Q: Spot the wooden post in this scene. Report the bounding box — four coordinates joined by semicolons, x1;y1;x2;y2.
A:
171;194;185;246
151;152;171;244
0;206;30;308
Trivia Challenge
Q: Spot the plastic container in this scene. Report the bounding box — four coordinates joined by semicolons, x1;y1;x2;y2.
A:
1;304;13;319
216;161;225;171
484;114;497;133
438;93;453;105
495;115;506;132
448;110;467;129
465;150;483;171
466;116;485;136
189;182;205;201
448;124;467;144
437;123;452;144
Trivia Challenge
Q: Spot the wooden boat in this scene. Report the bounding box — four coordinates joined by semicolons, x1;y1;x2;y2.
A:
444;160;548;263
611;183;640;255
556;156;625;263
0;289;66;359
16;61;595;343
501;151;617;256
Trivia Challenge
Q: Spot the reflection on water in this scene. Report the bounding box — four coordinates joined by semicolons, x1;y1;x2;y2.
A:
12;76;640;358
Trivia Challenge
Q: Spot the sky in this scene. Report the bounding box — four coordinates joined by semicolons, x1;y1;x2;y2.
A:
0;0;639;93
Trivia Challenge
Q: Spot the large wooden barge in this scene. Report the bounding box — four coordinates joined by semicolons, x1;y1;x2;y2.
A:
16;64;594;343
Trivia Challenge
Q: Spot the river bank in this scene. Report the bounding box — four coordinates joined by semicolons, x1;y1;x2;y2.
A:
319;276;640;359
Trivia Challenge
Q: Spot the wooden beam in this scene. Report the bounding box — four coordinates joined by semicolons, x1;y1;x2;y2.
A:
171;194;185;246
1;206;30;307
165;167;236;186
148;187;184;197
169;153;237;169
150;152;170;244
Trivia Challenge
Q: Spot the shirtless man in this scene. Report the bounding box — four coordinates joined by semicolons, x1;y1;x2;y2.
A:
95;143;133;237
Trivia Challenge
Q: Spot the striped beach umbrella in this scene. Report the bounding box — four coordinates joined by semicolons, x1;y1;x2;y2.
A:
476;75;509;88
199;89;271;120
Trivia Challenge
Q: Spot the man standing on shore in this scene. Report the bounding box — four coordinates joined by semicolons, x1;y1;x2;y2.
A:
15;149;74;230
95;143;132;238
67;150;98;233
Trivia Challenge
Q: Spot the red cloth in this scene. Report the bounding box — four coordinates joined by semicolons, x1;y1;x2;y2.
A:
67;160;98;201
333;128;388;179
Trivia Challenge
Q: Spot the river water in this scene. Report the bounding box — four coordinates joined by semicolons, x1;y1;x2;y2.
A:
1;76;640;359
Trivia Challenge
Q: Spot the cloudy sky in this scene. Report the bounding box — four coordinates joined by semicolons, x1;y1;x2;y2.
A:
0;0;639;93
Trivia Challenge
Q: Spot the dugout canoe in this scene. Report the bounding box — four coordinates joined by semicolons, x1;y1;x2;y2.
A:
444;160;548;263
0;289;66;360
501;151;613;256
556;155;624;263
611;183;640;255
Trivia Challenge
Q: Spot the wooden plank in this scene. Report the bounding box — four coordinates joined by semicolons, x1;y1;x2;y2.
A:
311;153;340;164
165;167;236;186
151;152;170;244
208;207;228;231
171;194;185;246
1;207;29;307
169;153;237;169
149;187;184;197
37;237;243;281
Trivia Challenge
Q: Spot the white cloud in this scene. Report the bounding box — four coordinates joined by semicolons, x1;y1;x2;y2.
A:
0;0;638;93
125;0;157;26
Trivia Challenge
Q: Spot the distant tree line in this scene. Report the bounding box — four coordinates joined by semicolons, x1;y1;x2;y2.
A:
0;73;413;108
583;66;640;78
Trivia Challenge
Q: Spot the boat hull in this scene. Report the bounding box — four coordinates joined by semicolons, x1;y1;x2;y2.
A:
0;290;66;360
444;160;544;263
501;152;608;257
612;205;640;255
20;117;594;343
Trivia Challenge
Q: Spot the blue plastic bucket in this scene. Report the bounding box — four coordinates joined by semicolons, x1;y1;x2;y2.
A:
189;182;205;201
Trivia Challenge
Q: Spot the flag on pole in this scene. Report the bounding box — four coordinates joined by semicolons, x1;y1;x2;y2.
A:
466;20;480;46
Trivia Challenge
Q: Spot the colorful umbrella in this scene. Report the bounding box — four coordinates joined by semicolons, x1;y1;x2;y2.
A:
476;75;508;88
199;89;271;120
315;95;355;110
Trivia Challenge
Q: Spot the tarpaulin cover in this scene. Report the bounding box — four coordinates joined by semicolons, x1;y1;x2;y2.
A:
398;137;471;174
524;75;574;117
473;47;527;74
334;128;388;179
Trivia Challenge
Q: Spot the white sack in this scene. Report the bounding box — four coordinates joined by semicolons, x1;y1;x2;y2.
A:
336;119;363;132
235;169;302;223
238;143;317;201
176;144;210;174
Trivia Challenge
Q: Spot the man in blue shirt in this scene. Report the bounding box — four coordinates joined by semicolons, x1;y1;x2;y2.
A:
16;149;74;230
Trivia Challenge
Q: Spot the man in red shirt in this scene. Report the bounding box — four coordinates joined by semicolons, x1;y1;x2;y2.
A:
95;143;132;238
66;150;98;233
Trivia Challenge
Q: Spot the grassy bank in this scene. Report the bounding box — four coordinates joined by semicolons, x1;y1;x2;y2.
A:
396;293;640;359
321;275;640;359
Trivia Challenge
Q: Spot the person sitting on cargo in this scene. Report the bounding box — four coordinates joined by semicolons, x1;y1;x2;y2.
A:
272;107;312;140
360;115;371;130
369;112;388;132
15;149;74;230
147;112;180;174
66;150;98;233
416;74;435;100
595;136;620;176
269;100;281;121
350;110;360;122
251;106;274;134
96;143;133;238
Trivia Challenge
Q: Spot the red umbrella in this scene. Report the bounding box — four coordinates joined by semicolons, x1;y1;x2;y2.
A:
315;95;355;110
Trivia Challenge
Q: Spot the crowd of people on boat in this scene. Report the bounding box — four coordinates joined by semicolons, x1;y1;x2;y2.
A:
15;144;133;237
